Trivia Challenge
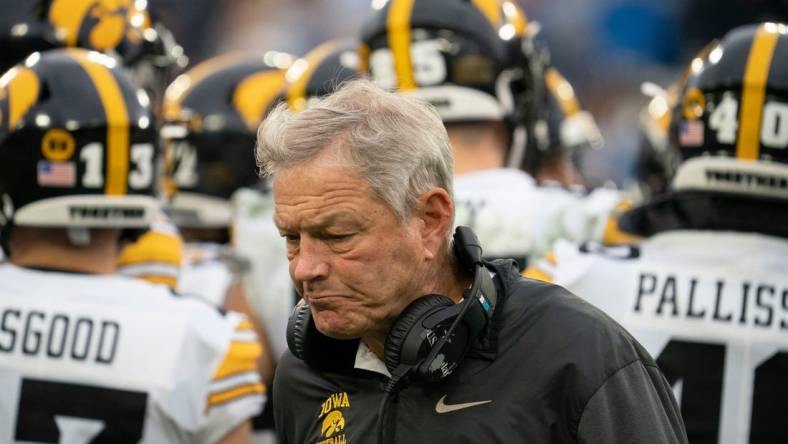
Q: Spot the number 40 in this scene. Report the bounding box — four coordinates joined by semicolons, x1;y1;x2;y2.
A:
709;97;788;149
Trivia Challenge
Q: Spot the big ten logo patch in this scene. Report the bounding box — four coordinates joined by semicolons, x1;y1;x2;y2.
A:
41;129;76;161
317;391;350;444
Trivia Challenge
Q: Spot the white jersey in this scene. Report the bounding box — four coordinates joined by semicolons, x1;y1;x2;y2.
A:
231;188;294;363
179;242;235;307
530;231;788;444
0;264;264;444
453;168;632;266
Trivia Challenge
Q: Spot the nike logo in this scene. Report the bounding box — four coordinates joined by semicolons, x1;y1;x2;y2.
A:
435;395;492;414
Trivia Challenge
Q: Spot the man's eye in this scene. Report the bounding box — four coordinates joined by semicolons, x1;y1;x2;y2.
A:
282;233;300;243
325;233;353;241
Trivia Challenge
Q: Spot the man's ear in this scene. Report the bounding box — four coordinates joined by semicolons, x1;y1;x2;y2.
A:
416;188;453;260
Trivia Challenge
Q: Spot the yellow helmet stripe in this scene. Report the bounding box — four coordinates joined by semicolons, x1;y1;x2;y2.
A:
473;0;503;29
387;0;417;90
287;40;340;112
736;23;780;160
163;52;250;120
501;1;527;36
68;49;130;195
6;68;40;129
234;69;286;130
544;68;580;117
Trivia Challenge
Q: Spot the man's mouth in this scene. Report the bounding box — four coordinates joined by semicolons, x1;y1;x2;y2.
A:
305;294;347;305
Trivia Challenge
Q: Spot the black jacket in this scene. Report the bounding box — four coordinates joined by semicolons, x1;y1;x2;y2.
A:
274;260;688;443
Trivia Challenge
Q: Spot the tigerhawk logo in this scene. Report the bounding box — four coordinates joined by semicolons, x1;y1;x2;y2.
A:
317;392;350;444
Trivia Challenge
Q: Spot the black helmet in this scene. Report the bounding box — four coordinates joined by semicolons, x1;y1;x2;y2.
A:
360;0;538;166
162;52;292;228
0;48;160;229
669;22;788;200
115;2;188;113
0;0;180;109
621;23;788;239
525;66;602;179
0;0;64;73
284;39;362;112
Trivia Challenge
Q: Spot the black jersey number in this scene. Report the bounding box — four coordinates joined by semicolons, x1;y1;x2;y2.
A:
656;340;788;444
14;378;147;443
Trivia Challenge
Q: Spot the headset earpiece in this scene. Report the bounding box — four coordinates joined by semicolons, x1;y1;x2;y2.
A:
383;294;456;376
286;302;359;371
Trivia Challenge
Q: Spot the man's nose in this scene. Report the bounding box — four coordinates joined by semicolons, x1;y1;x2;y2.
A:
291;237;330;283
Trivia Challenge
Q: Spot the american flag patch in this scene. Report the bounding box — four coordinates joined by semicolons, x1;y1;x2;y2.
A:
37;160;76;187
679;121;705;147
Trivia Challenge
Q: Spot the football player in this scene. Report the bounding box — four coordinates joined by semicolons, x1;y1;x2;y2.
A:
161;51;296;383
531;66;603;189
524;23;788;443
0;48;263;443
360;0;633;268
634;81;677;201
0;0;191;286
162;50;295;444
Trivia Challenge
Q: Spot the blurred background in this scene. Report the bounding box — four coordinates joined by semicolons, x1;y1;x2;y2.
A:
153;0;786;188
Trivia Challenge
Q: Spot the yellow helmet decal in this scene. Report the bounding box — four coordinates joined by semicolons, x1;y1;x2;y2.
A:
41;129;77;161
287;40;341;112
233;70;286;130
50;0;130;51
736;23;780;160
67;49;130;196
387;0;416;90
5;67;40;129
544;67;580;117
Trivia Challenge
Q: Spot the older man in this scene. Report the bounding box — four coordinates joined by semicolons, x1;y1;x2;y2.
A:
261;80;686;444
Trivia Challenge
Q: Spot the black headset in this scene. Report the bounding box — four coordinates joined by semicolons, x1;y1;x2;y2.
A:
286;225;497;383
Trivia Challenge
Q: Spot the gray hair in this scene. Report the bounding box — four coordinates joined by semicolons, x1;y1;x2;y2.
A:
256;79;454;221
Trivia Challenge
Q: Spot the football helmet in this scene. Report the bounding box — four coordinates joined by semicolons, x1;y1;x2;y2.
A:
162;52;292;228
1;0;180;110
0;48;160;230
284;39;362;112
669;22;788;200
525;66;602;180
634;82;678;199
115;2;188;113
621;23;788;238
0;0;65;73
360;0;538;167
